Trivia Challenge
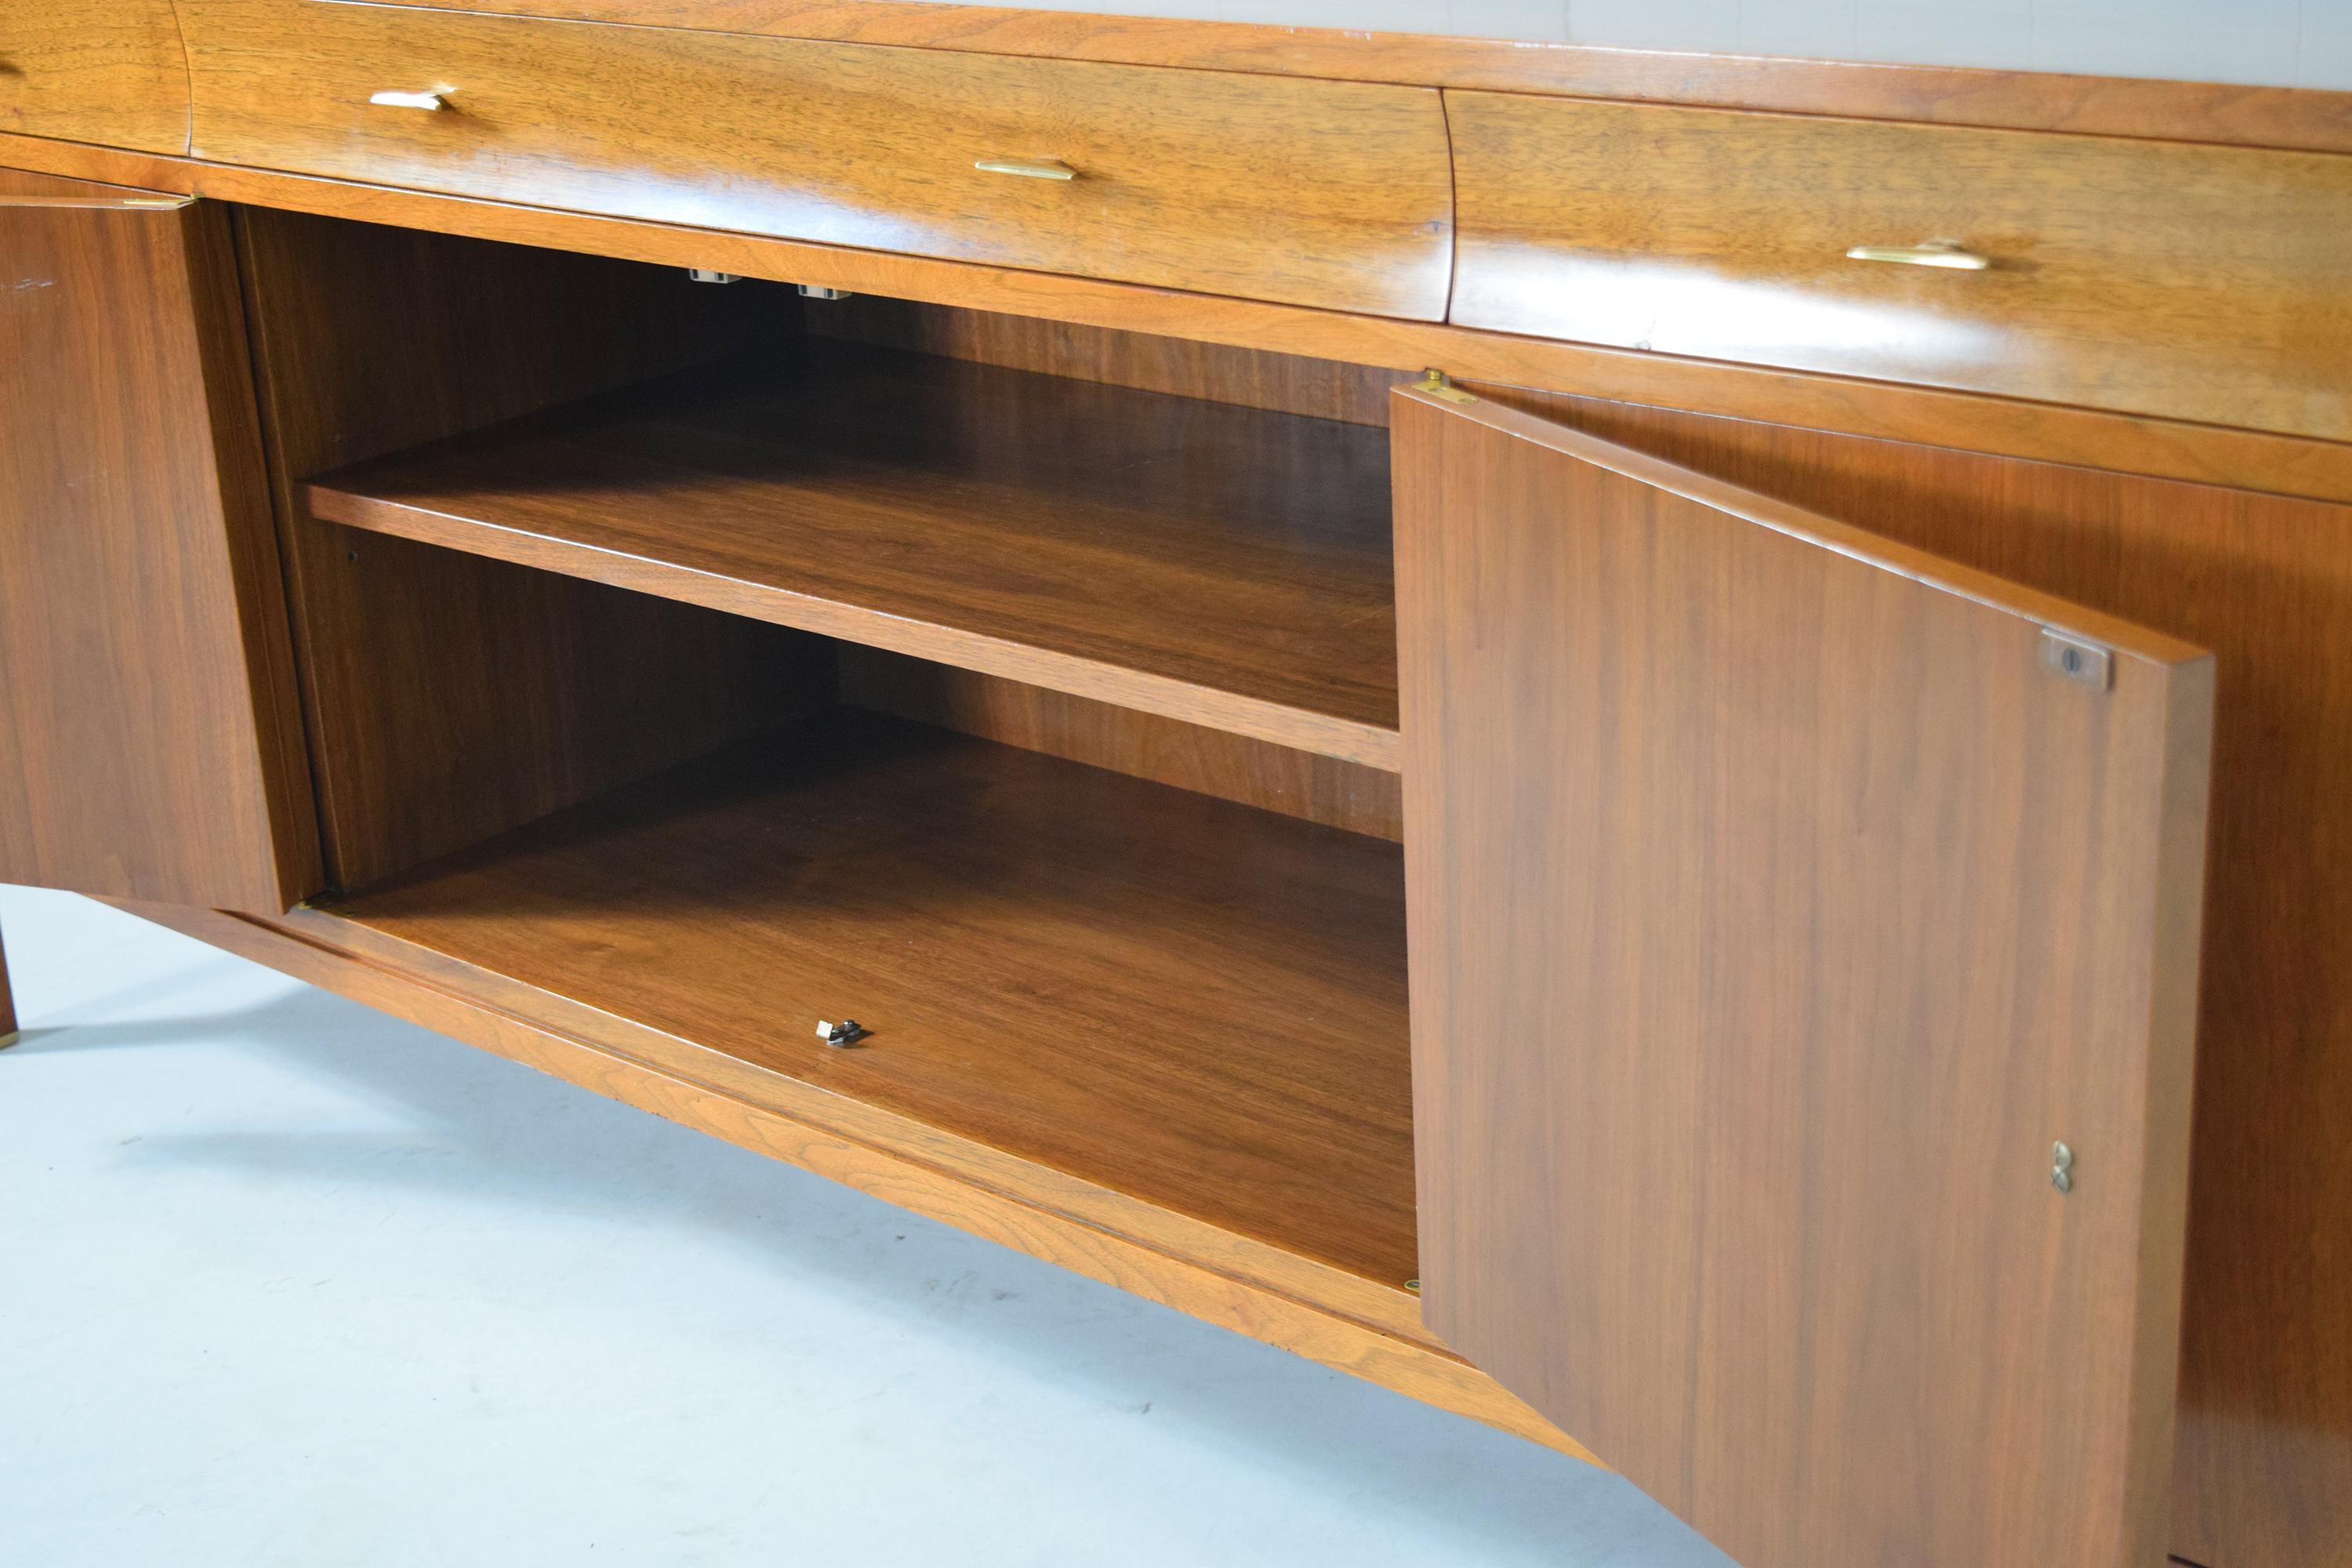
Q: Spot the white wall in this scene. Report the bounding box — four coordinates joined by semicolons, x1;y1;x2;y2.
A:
987;0;2352;91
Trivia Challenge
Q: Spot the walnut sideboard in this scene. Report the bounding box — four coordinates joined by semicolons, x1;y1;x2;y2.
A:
4;4;2350;1564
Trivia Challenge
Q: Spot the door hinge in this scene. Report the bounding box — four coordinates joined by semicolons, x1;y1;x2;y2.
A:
1410;368;1479;405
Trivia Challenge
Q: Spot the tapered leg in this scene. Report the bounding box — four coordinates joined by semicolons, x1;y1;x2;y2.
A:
0;920;17;1049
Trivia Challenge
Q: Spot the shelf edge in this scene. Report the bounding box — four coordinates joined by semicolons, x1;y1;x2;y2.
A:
303;481;1403;773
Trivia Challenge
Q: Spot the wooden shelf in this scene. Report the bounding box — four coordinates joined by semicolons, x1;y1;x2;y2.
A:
310;708;1419;1292
303;341;1402;770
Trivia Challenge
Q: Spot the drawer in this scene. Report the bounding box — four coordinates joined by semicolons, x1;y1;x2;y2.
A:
0;0;189;154
182;0;1455;319
1447;92;2352;443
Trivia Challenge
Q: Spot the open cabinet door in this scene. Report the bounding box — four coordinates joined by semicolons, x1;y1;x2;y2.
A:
1392;385;2213;1568
0;172;318;912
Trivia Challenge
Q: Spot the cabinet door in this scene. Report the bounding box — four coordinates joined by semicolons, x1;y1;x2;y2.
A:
1392;385;2213;1568
0;172;318;911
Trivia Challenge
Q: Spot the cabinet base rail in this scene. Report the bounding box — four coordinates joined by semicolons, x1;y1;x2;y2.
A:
111;897;1597;1468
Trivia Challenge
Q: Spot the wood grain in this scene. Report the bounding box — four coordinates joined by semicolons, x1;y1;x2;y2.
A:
231;207;825;889
182;0;1454;318
0;0;189;154
298;876;1427;1345
338;0;2352;156
1449;93;2352;444
121;895;1595;1462
0;139;2336;1568
1464;381;2352;1568
302;341;1403;770
839;650;1402;842
312;710;1421;1294
1394;387;2212;1568
800;300;1402;835
807;296;1397;427
0;168;318;911
12;130;2352;513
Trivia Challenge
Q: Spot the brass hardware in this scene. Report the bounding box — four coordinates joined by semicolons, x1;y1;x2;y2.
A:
2039;628;2114;691
1844;239;1991;271
368;89;448;111
684;272;853;299
2051;1141;2075;1193
975;158;1076;181
0;194;195;210
1404;1279;1421;1292
815;1018;868;1048
1410;368;1479;405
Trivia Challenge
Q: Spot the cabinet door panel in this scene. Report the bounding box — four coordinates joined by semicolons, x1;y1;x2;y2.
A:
1393;386;2212;1568
0;173;318;910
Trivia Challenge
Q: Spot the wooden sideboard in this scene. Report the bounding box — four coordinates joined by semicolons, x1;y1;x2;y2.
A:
2;4;2348;1564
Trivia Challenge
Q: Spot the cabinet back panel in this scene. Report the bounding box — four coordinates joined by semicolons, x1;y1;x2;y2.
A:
232;208;828;888
839;649;1402;843
798;304;1404;827
804;296;1402;427
1469;379;2352;1568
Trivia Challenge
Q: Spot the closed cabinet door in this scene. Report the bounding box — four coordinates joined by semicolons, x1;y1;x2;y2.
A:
1392;384;2214;1567
0;172;318;912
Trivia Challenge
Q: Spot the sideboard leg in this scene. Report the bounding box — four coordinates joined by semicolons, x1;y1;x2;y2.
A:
0;920;17;1049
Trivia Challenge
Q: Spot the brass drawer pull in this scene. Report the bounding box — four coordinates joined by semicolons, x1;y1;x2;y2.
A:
369;89;448;111
0;194;195;210
975;158;1076;181
1844;240;1991;270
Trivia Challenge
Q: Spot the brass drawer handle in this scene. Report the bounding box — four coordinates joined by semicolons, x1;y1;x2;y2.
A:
0;194;195;210
1845;240;1991;271
975;158;1076;181
369;89;448;111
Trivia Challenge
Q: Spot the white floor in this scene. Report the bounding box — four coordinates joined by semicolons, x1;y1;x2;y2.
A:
0;883;1727;1568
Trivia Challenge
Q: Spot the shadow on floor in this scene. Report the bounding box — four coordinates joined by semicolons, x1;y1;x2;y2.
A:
17;968;1724;1568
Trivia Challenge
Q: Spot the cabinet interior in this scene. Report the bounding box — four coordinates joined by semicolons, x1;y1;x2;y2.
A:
233;206;1421;1293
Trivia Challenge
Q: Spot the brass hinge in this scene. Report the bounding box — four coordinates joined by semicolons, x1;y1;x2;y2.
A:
1410;368;1479;405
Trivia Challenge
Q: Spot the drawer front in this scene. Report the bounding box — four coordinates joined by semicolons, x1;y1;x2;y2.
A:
1449;92;2352;443
0;0;189;154
183;1;1455;319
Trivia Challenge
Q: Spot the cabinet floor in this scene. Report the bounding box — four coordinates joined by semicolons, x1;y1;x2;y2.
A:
0;884;1724;1568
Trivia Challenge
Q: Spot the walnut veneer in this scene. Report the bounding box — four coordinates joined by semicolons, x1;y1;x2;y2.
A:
0;0;188;155
5;9;2351;1567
